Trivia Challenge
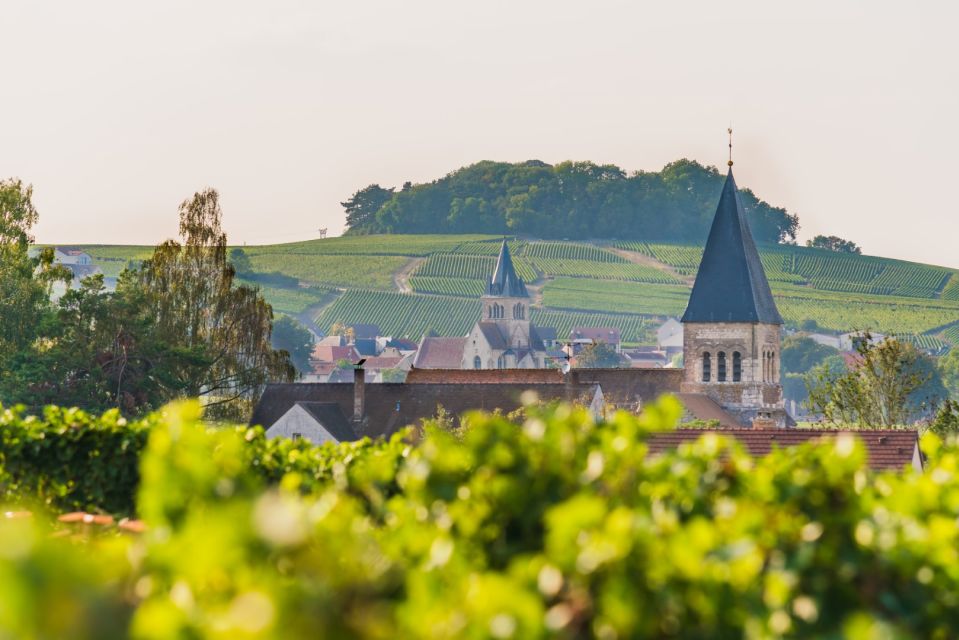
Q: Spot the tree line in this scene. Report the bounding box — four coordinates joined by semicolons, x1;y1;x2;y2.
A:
342;159;800;244
0;180;293;420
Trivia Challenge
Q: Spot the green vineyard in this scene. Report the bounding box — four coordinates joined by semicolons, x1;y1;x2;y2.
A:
414;253;537;282
65;233;959;348
408;276;485;297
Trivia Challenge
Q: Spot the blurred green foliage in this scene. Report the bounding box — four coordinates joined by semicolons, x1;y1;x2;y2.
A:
1;397;957;638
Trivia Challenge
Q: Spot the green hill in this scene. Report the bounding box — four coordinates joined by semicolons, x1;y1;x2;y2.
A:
79;235;959;347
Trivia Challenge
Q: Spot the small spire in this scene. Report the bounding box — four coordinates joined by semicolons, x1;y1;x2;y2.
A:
727;127;734;167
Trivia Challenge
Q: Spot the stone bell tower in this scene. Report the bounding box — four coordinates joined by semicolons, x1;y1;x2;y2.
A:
680;162;787;427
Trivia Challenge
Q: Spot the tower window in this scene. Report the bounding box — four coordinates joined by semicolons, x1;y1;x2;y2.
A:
733;351;742;382
497;355;505;368
513;303;525;320
702;352;711;382
717;351;727;382
473;356;482;369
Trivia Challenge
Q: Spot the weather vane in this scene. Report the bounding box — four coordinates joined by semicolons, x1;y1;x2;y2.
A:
727;127;734;167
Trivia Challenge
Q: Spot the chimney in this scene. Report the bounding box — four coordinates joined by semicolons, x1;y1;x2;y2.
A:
353;363;366;423
751;412;776;430
565;369;580;403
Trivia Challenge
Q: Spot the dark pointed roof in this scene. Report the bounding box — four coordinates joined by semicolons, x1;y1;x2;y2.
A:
485;240;529;298
681;170;783;324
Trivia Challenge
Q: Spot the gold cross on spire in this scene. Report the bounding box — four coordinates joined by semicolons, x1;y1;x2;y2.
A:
727;127;734;167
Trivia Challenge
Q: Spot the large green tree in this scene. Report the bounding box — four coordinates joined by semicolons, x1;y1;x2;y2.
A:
807;335;944;427
136;189;294;418
0;179;69;368
271;316;314;373
345;159;800;244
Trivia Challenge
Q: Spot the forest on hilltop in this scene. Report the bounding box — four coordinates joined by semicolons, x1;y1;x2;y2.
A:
342;159;800;244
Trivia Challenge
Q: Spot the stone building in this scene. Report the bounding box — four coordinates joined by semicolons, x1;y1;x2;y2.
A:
680;169;789;427
461;240;549;369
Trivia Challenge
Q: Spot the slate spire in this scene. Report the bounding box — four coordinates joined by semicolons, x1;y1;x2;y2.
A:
681;170;783;324
485;240;529;298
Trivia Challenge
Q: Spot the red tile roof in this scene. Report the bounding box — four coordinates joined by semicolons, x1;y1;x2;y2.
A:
407;367;563;384
571;327;622;343
647;428;920;471
413;337;467;369
311;345;359;363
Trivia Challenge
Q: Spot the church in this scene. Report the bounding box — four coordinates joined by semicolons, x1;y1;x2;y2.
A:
251;163;790;442
461;240;549;369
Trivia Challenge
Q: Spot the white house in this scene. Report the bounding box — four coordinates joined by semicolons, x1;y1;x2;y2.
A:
656;318;683;350
264;401;357;445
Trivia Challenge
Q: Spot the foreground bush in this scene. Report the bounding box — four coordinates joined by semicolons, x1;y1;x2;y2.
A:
2;398;958;638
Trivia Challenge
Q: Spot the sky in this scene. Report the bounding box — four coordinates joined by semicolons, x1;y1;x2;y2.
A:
3;1;957;266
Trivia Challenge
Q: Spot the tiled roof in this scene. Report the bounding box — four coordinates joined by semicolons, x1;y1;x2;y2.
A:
413;337;467;369
361;356;404;370
407;367;683;409
682;170;783;324
251;381;601;439
296;401;357;442
571;327;622;343
647;428;919;471
350;323;381;340
311;345;359;363
477;323;508;350
674;393;739;427
407;368;565;384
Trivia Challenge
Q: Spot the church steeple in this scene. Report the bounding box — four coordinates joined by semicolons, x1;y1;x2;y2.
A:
681;170;782;324
486;240;529;298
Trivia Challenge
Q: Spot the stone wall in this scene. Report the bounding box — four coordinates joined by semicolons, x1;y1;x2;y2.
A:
681;322;787;427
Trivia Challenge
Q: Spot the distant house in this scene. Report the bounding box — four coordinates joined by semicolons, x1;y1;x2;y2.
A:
656;318;683;351
622;347;669;369
307;344;361;381
265;402;358;445
353;338;379;357
807;333;841;350
54;247;93;266
569;327;622;353
839;331;886;352
414;336;468;369
349;323;381;341
536;327;560;350
52;247;102;281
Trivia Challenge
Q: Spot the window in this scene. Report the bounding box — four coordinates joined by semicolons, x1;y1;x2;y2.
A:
732;351;742;382
717;351;727;382
473;356;482;369
292;433;302;441
513;303;525;319
497;355;505;368
702;352;711;382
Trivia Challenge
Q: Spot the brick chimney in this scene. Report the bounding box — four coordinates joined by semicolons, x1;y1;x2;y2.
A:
353;365;365;423
565;369;580;403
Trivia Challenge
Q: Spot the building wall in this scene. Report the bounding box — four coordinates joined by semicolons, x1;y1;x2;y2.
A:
681;322;786;426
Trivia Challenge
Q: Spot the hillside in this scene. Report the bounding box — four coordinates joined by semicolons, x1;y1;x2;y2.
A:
75;235;959;350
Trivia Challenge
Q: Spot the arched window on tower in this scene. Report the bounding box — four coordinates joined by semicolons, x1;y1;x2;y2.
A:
473;356;482;369
717;351;727;382
513;303;525;320
497;355;505;368
733;351;742;382
769;351;776;382
702;352;711;382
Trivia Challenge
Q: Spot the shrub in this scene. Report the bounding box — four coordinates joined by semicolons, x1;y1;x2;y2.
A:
2;398;958;638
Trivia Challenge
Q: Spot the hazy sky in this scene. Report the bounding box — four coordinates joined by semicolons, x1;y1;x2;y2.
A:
3;1;957;266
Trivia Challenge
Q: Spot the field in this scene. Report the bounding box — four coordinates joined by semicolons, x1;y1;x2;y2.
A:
65;234;959;347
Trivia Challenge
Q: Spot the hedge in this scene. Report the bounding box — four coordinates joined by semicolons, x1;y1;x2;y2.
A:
2;398;958;638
